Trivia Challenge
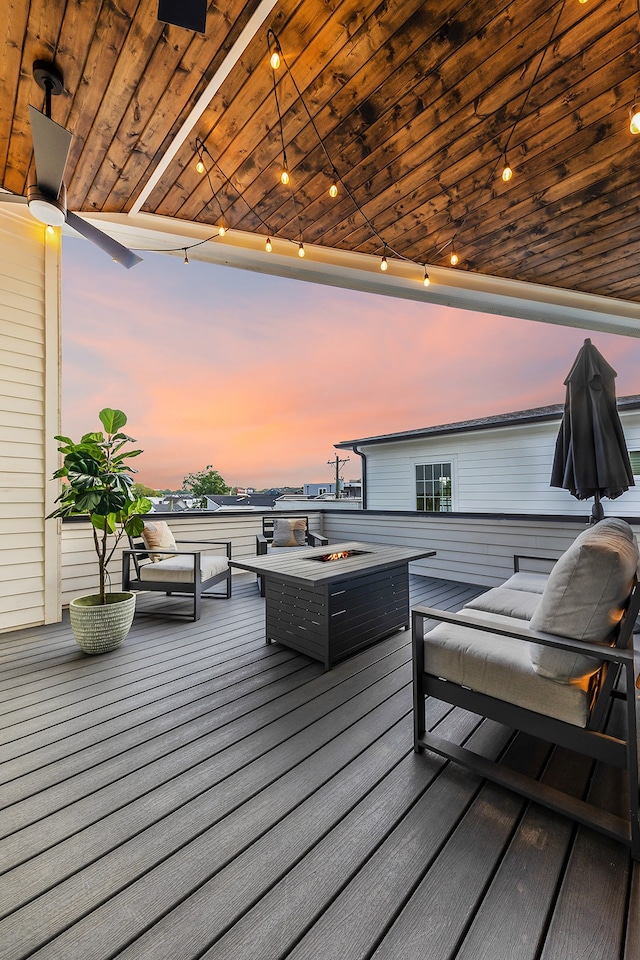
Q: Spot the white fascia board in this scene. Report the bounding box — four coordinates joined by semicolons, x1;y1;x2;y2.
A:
66;211;640;338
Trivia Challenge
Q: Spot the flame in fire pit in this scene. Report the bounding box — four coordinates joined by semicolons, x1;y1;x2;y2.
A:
310;548;371;563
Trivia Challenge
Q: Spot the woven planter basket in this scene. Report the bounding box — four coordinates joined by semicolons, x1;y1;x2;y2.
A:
69;592;136;654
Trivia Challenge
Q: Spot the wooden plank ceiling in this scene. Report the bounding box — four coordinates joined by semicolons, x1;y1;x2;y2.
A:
2;0;640;301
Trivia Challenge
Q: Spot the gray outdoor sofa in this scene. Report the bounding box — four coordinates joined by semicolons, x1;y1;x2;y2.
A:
412;517;640;859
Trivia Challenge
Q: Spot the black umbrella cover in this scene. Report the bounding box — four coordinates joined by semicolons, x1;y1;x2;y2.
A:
551;339;634;505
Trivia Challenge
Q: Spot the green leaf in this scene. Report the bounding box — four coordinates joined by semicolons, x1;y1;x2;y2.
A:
125;514;147;537
99;408;127;435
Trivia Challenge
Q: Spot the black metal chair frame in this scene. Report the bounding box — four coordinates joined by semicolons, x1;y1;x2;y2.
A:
255;516;328;595
412;578;640;860
122;537;232;621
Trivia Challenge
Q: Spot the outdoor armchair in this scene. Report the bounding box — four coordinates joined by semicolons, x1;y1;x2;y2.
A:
412;517;640;859
255;515;328;595
122;520;231;621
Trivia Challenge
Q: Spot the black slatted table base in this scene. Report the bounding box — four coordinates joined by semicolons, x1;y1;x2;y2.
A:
266;565;410;670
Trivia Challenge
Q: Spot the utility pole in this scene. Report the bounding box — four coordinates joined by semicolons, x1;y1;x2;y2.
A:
328;454;350;499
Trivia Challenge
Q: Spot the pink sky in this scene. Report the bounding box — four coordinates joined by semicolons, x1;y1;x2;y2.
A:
62;237;640;490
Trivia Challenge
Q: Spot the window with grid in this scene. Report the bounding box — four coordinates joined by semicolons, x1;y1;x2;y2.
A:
416;462;452;511
629;451;640;475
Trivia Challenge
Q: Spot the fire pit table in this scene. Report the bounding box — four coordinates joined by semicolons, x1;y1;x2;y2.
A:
229;541;436;670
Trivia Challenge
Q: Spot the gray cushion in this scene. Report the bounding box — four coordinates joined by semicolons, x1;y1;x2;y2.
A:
502;571;549;594
529;519;638;681
464;586;540;621
140;554;228;583
423;611;591;727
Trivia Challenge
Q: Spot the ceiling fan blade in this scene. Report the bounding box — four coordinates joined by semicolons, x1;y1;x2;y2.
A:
66;210;143;269
29;105;72;197
0;192;29;205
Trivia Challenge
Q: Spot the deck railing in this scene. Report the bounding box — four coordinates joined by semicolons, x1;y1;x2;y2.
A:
61;507;640;606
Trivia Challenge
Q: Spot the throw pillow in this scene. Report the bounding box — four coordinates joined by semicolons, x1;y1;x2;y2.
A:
271;517;307;547
141;521;177;561
529;518;638;681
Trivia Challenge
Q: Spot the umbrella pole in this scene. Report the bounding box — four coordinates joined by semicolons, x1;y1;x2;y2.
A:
591;491;604;524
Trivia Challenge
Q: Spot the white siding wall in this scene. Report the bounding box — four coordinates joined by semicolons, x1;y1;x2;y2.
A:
320;510;638;587
0;209;61;633
363;413;640;516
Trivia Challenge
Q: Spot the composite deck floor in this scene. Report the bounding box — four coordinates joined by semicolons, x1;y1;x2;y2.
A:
0;574;638;960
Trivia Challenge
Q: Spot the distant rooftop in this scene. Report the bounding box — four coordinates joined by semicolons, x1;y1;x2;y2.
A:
335;394;640;449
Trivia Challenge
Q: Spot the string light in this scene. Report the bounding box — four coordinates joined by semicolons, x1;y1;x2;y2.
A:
423;267;431;287
630;102;640;135
268;29;282;70
195;140;206;174
380;250;388;271
501;155;513;182
450;242;459;266
218;224;226;236
329;180;338;198
298;242;305;257
280;163;290;185
183;249;189;264
265;236;272;252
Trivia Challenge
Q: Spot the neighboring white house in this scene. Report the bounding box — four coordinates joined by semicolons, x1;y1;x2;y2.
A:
335;397;640;516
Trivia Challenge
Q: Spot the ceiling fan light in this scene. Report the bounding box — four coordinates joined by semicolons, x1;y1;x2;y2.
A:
27;184;66;226
630;105;640;135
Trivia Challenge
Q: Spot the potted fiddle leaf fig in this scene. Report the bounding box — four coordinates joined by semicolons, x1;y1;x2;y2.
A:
49;408;151;653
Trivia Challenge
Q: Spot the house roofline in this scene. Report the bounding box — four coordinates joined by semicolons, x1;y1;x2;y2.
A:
334;395;640;449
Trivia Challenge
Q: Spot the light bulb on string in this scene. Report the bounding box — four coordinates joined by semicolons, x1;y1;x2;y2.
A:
218;225;226;237
630;103;640;135
450;245;459;266
183;249;189;264
196;158;205;174
423;268;431;287
265;237;273;253
329;178;338;198
268;27;282;69
280;164;290;185
380;248;388;271
501;155;513;182
298;242;305;258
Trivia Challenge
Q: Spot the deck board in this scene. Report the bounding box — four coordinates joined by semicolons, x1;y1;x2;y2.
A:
0;573;637;960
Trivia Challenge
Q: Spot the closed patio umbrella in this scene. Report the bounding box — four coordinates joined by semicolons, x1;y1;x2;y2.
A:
551;338;634;522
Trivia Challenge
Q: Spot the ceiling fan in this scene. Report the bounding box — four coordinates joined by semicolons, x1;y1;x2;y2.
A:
0;61;142;269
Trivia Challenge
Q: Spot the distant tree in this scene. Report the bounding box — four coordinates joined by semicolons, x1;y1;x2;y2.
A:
183;465;229;508
131;481;160;498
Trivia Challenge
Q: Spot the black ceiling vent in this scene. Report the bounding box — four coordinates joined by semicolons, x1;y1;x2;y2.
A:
158;0;206;33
